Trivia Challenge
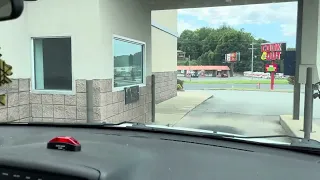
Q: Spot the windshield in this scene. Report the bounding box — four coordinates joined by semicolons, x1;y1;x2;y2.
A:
0;1;318;148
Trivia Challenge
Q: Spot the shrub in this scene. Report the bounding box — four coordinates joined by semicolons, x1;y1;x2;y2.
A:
177;84;183;90
177;79;184;88
287;76;295;85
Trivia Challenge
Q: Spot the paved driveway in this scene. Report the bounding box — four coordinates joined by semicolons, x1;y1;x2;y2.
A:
173;90;318;143
184;84;293;90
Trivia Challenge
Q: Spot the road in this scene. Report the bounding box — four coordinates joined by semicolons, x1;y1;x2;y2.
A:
178;76;257;81
184;83;293;90
178;76;293;90
174;90;320;143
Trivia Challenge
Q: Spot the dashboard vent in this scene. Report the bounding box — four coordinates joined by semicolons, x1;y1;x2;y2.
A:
0;167;87;180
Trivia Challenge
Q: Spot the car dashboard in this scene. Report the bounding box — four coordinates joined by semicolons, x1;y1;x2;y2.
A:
0;125;319;180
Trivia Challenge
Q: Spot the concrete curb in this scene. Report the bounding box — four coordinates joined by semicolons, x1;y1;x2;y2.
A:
172;95;214;126
279;116;296;137
279;115;320;142
279;116;303;143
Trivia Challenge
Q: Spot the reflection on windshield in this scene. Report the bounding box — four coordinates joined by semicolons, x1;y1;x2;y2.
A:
0;1;317;147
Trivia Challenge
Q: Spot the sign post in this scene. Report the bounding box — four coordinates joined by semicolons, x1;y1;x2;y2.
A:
265;62;278;90
271;61;275;90
225;52;240;77
261;43;286;90
270;61;277;90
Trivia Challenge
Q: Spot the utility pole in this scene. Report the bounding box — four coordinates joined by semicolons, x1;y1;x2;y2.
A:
188;55;191;81
248;43;257;73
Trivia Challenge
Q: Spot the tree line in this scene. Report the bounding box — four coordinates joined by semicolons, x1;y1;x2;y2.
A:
177;26;294;73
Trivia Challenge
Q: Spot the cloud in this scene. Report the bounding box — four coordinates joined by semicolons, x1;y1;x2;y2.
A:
177;19;200;34
178;2;297;37
280;24;296;37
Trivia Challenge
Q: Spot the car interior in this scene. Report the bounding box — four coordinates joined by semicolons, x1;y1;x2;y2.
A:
0;124;320;180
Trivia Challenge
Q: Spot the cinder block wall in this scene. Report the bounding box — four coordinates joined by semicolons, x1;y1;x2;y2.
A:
0;79;31;122
153;71;177;104
90;76;152;123
29;80;88;123
0;78;153;124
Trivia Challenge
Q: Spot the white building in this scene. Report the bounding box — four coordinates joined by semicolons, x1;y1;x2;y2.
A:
0;0;178;123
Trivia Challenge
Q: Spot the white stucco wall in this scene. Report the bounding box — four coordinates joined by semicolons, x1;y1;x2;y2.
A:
0;0;105;80
99;0;152;77
151;27;178;72
152;10;178;32
0;7;29;79
0;0;152;85
151;10;178;72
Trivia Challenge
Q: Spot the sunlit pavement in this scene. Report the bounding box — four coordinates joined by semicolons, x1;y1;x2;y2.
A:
153;91;213;126
173;90;320;143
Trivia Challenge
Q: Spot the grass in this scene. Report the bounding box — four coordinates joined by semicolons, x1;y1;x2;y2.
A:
184;79;289;85
203;88;293;93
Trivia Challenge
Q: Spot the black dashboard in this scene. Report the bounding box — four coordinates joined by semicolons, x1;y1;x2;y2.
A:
0;125;319;180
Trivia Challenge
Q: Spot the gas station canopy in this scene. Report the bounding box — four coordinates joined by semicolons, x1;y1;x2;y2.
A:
144;0;295;10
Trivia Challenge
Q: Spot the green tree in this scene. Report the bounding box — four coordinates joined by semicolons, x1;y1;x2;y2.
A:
178;30;201;60
178;26;270;73
198;50;215;65
251;38;270;72
287;47;296;51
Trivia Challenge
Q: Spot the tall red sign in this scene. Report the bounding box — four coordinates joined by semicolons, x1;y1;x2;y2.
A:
260;43;286;90
261;43;283;61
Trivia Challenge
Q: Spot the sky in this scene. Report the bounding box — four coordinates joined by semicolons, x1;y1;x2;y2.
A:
177;2;297;48
114;39;142;56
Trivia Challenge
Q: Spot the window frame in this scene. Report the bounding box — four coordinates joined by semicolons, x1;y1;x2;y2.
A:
30;36;75;95
112;34;146;92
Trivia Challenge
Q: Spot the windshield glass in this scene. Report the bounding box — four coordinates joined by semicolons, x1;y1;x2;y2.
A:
0;1;317;147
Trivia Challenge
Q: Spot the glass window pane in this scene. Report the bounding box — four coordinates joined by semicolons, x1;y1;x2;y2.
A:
33;38;72;91
113;38;143;88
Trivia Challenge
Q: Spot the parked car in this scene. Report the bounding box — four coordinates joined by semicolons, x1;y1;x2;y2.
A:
191;72;199;78
221;73;228;78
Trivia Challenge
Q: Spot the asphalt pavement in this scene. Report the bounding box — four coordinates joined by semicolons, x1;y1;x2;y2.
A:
173;90;320;143
181;90;320;119
184;83;293;90
178;76;254;81
178;76;293;90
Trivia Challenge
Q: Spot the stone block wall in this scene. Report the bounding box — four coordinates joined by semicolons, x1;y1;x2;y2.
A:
153;71;177;104
0;76;153;124
29;80;88;123
91;76;152;123
0;79;31;123
0;79;88;123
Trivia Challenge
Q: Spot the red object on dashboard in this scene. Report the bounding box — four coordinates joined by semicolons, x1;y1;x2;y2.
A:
47;136;81;151
49;136;80;145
